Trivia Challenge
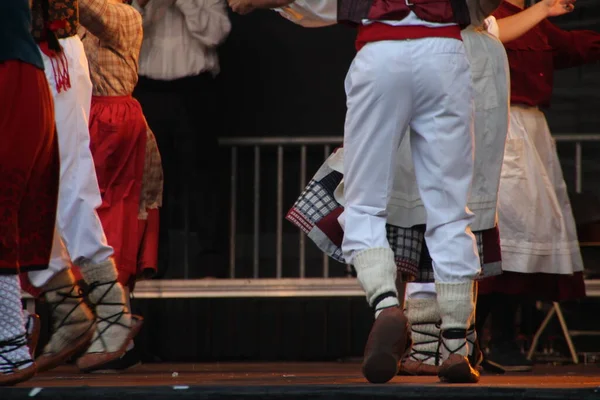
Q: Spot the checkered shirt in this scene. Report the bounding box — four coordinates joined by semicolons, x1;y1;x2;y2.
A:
139;127;164;219
79;0;142;96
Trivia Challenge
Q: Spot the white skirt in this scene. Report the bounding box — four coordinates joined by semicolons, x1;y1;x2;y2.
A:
497;105;583;275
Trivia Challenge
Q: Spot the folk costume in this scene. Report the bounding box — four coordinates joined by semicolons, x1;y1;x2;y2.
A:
398;14;509;376
13;0;146;375
55;0;152;373
0;0;59;385
477;0;598;371
23;0;111;373
274;0;494;384
482;0;597;302
286;6;509;377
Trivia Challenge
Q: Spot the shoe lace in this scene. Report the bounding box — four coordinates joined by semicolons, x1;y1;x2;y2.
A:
85;280;131;352
407;320;441;366
0;334;32;374
439;328;468;357
41;283;92;338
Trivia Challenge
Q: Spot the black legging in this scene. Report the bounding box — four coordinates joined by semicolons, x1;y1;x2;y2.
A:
476;293;521;349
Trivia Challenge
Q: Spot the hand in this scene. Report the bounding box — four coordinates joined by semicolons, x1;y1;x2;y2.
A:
228;0;256;14
542;0;575;17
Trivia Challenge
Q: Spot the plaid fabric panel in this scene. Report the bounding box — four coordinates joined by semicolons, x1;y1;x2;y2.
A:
331;245;344;262
318;169;343;193
286;169;345;262
404;227;500;283
307;223;345;263
475;231;484;266
291;172;342;227
287;160;502;282
387;224;424;279
138;127;163;219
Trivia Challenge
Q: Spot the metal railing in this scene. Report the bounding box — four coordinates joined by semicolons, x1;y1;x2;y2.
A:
553;134;600;193
221;136;343;279
220;133;600;280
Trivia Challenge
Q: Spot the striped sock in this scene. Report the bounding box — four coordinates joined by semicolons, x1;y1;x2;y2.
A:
0;275;32;373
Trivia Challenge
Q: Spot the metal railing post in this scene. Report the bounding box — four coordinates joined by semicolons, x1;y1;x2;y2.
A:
229;147;238;278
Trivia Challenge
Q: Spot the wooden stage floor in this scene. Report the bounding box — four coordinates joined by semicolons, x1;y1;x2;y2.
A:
4;362;600;399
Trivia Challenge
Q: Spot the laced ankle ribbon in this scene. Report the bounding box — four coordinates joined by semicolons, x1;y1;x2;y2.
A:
41;283;94;345
86;280;131;353
407;320;442;366
440;328;469;356
0;334;32;373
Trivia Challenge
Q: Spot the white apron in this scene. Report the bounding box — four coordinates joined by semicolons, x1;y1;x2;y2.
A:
497;105;584;275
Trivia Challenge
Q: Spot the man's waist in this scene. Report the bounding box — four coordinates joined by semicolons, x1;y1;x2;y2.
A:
356;24;462;51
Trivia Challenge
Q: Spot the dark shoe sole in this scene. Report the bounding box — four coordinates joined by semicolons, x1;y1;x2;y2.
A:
77;315;143;373
439;356;480;384
0;363;37;387
362;312;408;384
91;361;142;374
363;352;398;383
36;324;95;373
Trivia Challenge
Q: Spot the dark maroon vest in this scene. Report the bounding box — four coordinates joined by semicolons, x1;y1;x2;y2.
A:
337;0;471;27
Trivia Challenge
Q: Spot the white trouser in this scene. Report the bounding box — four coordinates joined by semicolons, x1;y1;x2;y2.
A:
28;36;114;288
341;37;480;283
406;282;437;300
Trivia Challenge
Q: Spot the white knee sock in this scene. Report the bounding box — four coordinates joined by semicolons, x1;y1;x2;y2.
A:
41;268;94;355
80;259;132;353
436;281;474;359
0;275;32;373
406;297;441;365
353;248;399;318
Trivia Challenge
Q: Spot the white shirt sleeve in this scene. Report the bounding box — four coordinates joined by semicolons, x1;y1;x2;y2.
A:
174;0;231;47
274;0;337;28
483;15;500;39
133;0;175;27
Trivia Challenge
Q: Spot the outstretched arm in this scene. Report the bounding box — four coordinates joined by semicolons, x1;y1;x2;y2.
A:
496;0;574;43
544;19;600;69
227;0;293;15
79;0;141;46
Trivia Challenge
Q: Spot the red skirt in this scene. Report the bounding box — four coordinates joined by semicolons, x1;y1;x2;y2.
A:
70;208;158;291
88;95;147;287
478;270;586;302
0;61;59;273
